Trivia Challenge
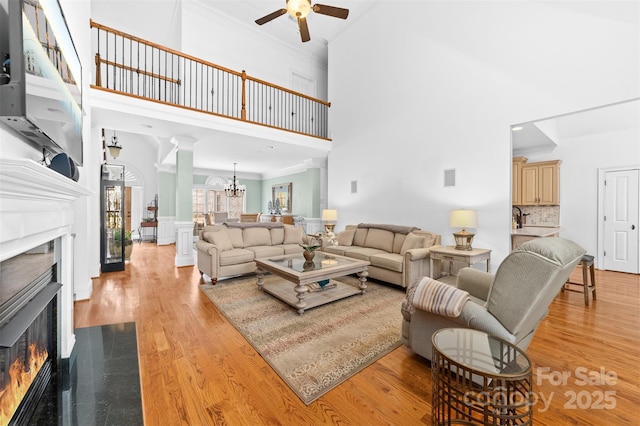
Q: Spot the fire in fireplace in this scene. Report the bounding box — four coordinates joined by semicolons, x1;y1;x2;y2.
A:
0;240;60;425
0;309;51;424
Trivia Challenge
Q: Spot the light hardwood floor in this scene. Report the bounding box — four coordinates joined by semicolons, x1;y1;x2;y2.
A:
74;243;640;425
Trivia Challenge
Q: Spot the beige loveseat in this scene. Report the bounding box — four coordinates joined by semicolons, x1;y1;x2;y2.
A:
322;224;441;288
196;222;306;284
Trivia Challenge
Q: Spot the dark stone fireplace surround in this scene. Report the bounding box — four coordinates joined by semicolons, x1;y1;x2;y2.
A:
0;159;91;424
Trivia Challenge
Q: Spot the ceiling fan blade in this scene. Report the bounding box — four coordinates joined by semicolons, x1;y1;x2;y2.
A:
255;8;287;25
298;17;311;42
312;4;349;19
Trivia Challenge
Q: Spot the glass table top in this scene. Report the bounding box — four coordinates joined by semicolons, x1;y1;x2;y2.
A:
433;328;531;376
266;252;356;273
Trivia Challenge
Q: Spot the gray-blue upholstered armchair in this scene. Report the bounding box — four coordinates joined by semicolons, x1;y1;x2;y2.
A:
401;237;586;361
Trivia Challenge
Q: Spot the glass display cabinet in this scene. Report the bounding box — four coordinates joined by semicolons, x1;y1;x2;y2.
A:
100;164;125;272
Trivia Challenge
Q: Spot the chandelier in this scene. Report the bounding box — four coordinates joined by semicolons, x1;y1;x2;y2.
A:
224;163;246;198
107;131;122;159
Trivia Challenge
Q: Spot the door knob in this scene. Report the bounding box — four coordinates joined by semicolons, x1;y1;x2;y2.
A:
632;224;636;230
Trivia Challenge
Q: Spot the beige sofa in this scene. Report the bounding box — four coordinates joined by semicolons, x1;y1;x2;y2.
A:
322;224;441;288
196;222;306;283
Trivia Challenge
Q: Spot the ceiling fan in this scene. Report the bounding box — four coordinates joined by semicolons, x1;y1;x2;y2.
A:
255;0;349;43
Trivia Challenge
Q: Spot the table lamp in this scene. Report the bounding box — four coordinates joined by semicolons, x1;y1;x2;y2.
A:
449;209;478;251
322;209;338;233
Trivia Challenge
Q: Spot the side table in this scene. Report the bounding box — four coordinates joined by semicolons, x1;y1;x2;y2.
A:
430;246;491;280
432;328;533;425
139;221;157;243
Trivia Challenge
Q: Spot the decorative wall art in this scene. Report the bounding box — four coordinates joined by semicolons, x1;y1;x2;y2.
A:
272;183;292;213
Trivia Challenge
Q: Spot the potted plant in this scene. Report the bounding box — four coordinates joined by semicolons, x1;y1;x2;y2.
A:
111;229;133;261
299;234;322;261
124;230;133;261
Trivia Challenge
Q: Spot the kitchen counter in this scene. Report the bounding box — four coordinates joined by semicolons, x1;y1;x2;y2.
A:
511;226;562;237
511;226;561;250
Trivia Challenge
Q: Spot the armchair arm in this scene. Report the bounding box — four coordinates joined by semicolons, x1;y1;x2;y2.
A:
403;248;435;288
404;247;432;261
195;239;220;278
455;268;494;301
196;239;219;256
458;302;517;344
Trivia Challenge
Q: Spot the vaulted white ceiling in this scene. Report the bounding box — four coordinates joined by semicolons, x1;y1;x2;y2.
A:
512;99;639;156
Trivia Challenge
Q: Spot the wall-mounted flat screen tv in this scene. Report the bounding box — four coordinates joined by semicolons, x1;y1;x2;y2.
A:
1;0;83;165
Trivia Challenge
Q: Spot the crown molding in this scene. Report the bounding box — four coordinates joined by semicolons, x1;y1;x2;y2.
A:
261;157;327;180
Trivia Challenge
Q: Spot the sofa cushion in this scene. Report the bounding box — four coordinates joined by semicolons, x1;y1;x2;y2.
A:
322;245;349;256
392;233;406;253
284;225;303;244
364;228;394;253
358;223;419;234
420;232;438;248
401;232;426;255
202;231;215;244
219;248;255;266
353;228;368;247
370;253;404;273
243;227;272;247
227;228;244;248
345;247;388;261
283;244;305;255
270;227;285;245
203;231;233;251
337;228;356;246
203;224;224;234
249;246;284;259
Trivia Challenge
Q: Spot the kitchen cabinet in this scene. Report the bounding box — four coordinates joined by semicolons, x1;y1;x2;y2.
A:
521;160;561;205
512;157;527;205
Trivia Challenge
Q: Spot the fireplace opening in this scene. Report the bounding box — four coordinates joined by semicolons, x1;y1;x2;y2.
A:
0;240;60;426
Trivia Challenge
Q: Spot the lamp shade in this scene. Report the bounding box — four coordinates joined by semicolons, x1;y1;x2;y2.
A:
450;209;478;251
322;209;338;221
449;209;478;229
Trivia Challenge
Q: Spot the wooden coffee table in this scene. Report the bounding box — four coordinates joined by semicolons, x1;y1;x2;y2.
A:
255;252;370;314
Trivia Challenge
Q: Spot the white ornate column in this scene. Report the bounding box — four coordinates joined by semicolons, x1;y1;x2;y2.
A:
156;163;176;246
171;136;197;267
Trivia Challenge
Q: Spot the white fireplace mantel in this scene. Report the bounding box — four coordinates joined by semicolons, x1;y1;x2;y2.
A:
0;159;91;259
0;158;91;359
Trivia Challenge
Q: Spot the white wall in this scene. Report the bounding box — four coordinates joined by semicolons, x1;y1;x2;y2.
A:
90;0;183;50
328;1;639;267
106;132;160;207
62;0;99;295
525;126;639;262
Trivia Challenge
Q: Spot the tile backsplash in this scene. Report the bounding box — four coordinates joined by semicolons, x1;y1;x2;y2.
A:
514;205;560;227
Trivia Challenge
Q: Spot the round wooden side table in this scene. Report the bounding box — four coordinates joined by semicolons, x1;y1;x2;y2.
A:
432;328;533;425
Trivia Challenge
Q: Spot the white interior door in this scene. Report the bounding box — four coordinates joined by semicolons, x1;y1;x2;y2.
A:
603;169;639;273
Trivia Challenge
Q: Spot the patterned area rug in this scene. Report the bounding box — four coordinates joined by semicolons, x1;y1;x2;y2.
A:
200;274;406;405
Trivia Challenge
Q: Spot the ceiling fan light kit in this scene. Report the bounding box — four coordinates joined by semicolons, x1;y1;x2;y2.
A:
287;0;311;18
255;1;349;43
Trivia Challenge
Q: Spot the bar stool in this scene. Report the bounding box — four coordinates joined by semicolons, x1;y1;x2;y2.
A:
564;254;596;306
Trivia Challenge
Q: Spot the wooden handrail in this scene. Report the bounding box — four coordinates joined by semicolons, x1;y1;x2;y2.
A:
95;54;181;85
243;74;331;107
91;19;331;139
90;20;241;77
90;19;330;108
